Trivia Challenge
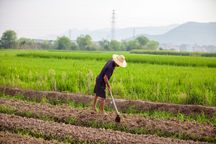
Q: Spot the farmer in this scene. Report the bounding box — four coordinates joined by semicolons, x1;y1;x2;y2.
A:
92;54;127;115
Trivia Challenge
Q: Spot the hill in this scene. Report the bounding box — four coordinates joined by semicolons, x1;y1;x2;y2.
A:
149;22;216;45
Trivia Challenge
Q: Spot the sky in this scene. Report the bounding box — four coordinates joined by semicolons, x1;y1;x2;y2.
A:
0;0;216;39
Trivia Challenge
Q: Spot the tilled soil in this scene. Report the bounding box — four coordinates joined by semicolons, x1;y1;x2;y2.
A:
0;99;215;142
0;131;59;144
0;113;200;144
0;86;215;117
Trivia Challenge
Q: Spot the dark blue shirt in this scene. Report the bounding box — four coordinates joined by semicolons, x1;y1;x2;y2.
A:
96;60;115;86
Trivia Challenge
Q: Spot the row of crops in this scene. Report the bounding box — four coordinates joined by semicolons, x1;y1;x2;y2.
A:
0;50;216;106
0;91;215;143
16;50;216;67
130;49;216;57
0;88;216;144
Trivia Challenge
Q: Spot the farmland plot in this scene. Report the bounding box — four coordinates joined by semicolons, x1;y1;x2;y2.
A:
0;50;216;143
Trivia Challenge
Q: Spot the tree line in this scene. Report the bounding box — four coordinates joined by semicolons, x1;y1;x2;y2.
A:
0;30;159;51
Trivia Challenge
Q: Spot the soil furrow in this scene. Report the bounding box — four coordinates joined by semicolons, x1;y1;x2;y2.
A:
0;131;59;144
0;87;215;117
0;113;200;144
0;98;215;142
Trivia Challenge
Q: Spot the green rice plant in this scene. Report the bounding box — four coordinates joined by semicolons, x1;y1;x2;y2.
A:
1;50;216;106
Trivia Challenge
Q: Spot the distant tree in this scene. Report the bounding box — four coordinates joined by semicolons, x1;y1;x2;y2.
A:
17;38;35;49
136;35;149;46
146;40;159;50
120;40;127;51
40;40;54;49
125;39;140;51
159;47;163;50
56;36;72;50
76;35;95;50
17;38;55;49
71;41;78;50
109;40;121;51
99;39;110;50
0;30;17;48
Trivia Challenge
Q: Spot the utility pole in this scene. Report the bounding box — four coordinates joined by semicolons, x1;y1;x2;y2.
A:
111;9;115;40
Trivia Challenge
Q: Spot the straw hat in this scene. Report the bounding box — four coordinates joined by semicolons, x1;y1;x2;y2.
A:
112;54;127;67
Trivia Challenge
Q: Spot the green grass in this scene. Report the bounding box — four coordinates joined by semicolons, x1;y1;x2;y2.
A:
0;105;16;114
0;50;216;106
128;110;216;126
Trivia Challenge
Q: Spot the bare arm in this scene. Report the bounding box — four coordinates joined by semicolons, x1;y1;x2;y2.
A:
103;75;111;91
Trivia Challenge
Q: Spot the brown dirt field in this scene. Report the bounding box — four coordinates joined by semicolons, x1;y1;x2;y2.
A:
0;86;215;117
0;131;59;144
0;98;215;142
0;113;200;144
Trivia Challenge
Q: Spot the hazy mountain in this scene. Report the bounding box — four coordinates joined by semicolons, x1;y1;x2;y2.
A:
148;22;216;45
42;22;216;46
90;25;178;40
44;24;178;41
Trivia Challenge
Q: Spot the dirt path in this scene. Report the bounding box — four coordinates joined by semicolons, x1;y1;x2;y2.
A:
0;131;59;144
0;113;200;144
0;86;215;117
0;99;215;142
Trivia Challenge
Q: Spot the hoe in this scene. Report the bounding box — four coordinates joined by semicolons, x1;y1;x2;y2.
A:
108;88;121;123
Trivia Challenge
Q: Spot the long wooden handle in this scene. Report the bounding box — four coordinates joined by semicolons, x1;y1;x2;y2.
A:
109;89;120;115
